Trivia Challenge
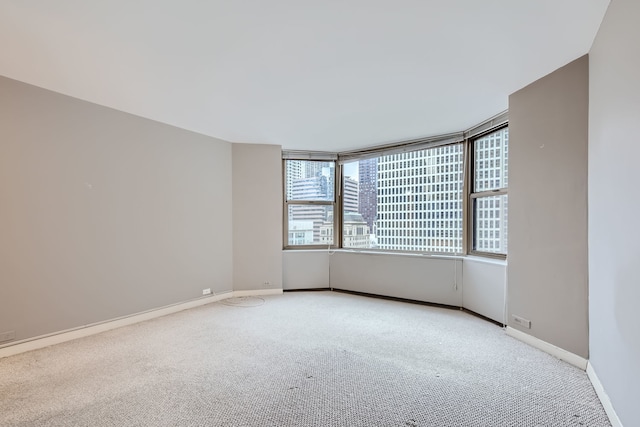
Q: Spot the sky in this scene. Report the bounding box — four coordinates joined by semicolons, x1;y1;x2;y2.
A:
343;162;358;181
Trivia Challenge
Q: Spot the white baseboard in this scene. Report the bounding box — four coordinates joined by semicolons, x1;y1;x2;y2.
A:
504;327;624;426
0;288;283;359
505;326;588;370
587;362;623;427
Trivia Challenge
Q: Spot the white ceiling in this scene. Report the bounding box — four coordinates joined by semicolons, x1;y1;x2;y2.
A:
0;1;609;152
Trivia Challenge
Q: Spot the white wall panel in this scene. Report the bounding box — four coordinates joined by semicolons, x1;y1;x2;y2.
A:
283;251;330;290
462;258;506;324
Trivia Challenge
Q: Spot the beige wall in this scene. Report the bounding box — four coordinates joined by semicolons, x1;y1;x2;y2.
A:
507;56;589;358
589;0;640;423
232;144;283;290
0;76;233;344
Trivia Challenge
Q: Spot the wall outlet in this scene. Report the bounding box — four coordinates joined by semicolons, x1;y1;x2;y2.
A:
0;330;15;343
202;288;212;295
512;315;531;329
263;281;271;288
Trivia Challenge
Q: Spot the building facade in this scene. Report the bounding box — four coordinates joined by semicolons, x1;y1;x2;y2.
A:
375;145;464;253
357;158;378;233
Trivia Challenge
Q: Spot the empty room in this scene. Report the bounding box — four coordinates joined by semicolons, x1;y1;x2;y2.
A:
0;1;637;426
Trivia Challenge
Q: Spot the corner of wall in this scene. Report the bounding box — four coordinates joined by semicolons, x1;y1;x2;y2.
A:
507;55;589;359
231;143;283;292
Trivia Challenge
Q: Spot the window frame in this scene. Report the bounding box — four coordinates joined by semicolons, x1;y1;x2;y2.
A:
282;112;508;259
282;159;340;250
340;144;466;255
467;125;509;259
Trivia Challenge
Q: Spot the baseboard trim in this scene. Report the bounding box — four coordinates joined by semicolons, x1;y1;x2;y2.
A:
0;288;283;359
587;362;624;427
505;326;588;370
233;289;284;297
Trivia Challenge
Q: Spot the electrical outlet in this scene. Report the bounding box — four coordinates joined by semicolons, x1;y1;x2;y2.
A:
263;281;271;287
512;315;531;329
0;331;15;343
202;288;212;296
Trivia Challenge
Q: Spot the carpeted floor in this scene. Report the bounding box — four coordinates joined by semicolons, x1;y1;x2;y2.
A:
0;291;610;426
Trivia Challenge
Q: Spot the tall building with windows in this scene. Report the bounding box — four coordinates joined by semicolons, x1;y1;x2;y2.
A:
290;174;332;200
358;158;378;233
285;160;303;198
343;176;359;213
375;145;464;253
287;161;333;199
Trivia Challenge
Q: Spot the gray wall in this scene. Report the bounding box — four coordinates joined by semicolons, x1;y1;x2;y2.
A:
507;56;589;358
589;0;640;424
0;76;233;344
329;252;462;307
232;143;283;291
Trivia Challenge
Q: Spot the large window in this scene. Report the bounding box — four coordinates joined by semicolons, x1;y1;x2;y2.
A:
284;160;336;247
342;144;464;253
283;116;508;258
470;127;509;256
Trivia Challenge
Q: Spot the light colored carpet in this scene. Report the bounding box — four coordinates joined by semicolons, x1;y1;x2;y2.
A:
0;291;610;426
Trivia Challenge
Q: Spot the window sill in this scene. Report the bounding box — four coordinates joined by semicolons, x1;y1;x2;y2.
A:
463;255;507;266
284;248;507;265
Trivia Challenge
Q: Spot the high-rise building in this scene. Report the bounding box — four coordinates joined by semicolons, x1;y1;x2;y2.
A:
285;160;304;200
358;158;378;233
343;176;359;213
285;161;332;199
375;145;464;253
290;175;332;200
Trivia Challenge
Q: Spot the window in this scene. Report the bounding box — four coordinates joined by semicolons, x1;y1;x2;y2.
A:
284;160;337;247
470;127;509;256
283;113;508;258
342;143;464;253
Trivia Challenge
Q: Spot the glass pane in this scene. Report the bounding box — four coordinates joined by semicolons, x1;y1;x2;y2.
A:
343;144;464;253
285;160;335;201
474;127;509;192
343;211;374;248
473;195;508;255
287;205;333;245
